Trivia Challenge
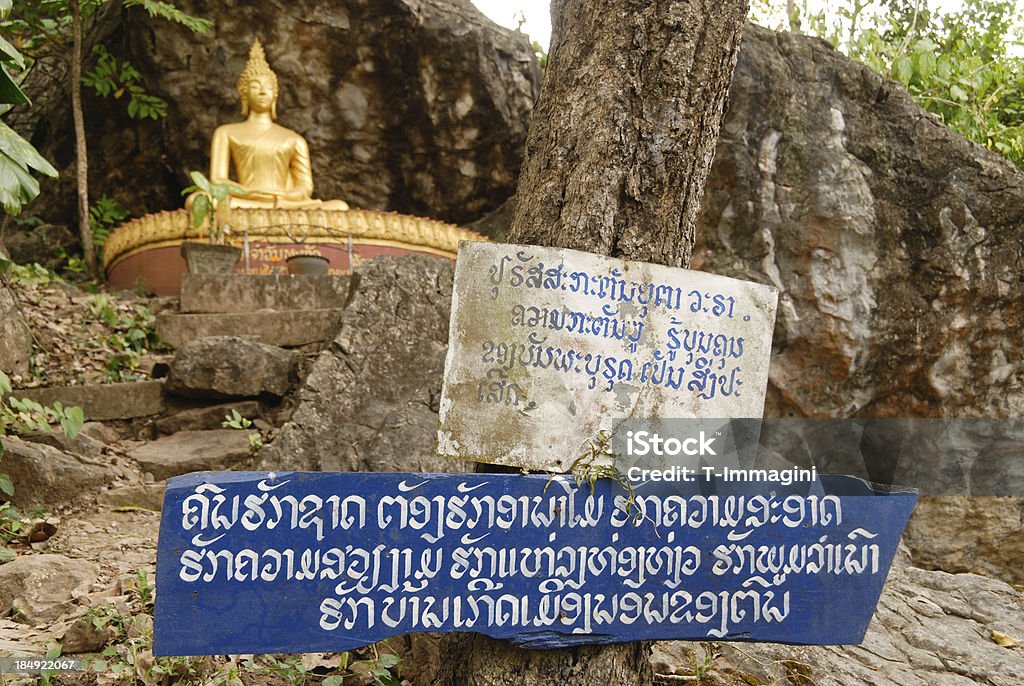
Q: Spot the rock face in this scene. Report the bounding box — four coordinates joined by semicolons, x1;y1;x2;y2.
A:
261;256;468;474
651;554;1024;686
904;496;1024;585
26;0;539;229
166;336;298;399
695;24;1024;420
0;283;32;376
0;437;109;508
689;24;1024;584
0;554;99;625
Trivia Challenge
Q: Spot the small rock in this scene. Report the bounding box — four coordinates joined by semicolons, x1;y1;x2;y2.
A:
61;615;116;653
0;554;99;625
21;429;105;459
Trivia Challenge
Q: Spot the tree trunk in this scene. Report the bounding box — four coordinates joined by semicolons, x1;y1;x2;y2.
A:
434;0;749;684
70;0;96;276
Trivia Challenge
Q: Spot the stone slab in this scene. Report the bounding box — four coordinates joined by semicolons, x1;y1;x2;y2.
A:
11;380;165;421
130;429;252;480
437;243;779;471
97;483;167;511
154;471;915;656
156;401;261;435
179;274;351;314
156;309;344;348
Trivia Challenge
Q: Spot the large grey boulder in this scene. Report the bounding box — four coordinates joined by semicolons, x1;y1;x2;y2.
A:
0;437;109;508
696;24;1024;419
261;256;468;474
691;24;1024;583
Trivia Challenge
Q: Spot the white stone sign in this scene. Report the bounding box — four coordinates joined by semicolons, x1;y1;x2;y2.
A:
437;242;779;471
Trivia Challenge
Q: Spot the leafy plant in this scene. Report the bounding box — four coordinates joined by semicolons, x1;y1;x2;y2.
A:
82;44;167;119
223;409;264;450
0;10;58;215
0;252;56;285
183;170;247;244
88;193;129;256
0;368;84;555
88;295;164;381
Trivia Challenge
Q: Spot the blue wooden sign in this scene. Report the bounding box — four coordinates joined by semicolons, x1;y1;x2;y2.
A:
154;471;915;656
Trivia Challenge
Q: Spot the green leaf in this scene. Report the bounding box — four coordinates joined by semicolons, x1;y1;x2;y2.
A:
0;473;14;497
375;654;400;669
950;84;969;102
915;51;936;81
0;547;15;564
191;193;211;228
188;170;212;194
0;121;58;176
893;55;913;85
0;370;12;396
60;406;84;439
322;677;344;686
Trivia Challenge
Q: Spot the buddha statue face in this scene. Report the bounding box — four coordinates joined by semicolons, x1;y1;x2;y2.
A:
245;74;276;116
236;39;279;119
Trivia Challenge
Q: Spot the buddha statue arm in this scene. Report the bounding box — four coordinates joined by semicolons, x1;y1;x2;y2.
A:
209;127;235;187
288;136;315;201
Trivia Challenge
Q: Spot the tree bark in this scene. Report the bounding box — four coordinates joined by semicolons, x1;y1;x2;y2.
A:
70;0;96;276
434;1;748;684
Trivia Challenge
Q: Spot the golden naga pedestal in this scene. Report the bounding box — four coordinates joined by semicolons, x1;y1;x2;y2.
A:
103;207;486;295
104;38;486;294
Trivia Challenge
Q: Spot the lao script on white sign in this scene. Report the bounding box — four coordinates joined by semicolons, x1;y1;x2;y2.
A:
437;242;779;471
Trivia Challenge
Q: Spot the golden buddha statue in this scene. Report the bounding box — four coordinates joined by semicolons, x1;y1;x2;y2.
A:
206;39;348;210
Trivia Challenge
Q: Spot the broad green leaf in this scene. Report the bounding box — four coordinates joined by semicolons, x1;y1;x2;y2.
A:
0;149;42;214
893;55;913;85
0;547;15;564
915;52;936;81
0;67;28;107
61;406;85;439
0;34;25;69
189;170;212;194
0;370;11;396
375;654;400;669
0;121;57;175
950;84;969;102
191;193;211;228
0;473;14;497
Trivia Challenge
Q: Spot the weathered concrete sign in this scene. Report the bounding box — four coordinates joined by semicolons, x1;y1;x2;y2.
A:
437;242;778;471
154;471;915;656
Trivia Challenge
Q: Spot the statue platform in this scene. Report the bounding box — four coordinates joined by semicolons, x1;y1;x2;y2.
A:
103;207;486;295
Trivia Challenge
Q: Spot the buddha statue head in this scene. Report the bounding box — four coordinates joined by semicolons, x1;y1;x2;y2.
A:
236;38;278;119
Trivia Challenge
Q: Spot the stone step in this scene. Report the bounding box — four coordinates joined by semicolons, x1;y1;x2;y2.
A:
11;380;165;421
179;274;351;313
130;429;252;480
156;309;344;348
